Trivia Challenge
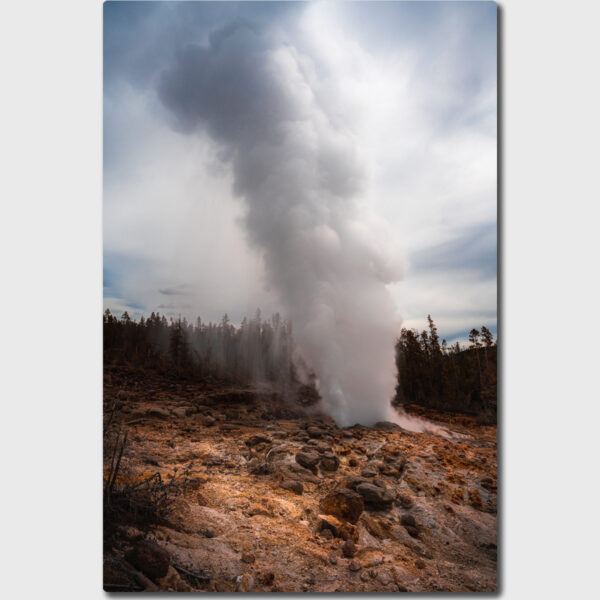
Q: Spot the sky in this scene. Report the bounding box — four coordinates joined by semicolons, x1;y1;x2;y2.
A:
103;1;497;345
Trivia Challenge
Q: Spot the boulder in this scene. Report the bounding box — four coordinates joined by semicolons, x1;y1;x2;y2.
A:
246;434;271;447
145;407;170;419
295;452;320;470
349;559;362;572
356;482;395;510
318;514;359;542
319;488;364;524
396;493;414;508
280;480;303;495
373;421;402;432
342;539;357;558
307;426;325;439
125;540;170;582
319;453;340;472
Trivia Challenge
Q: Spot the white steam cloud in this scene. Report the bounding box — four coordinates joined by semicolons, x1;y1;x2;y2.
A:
158;20;403;426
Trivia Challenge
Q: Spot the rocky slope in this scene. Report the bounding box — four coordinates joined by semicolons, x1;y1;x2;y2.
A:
103;367;497;592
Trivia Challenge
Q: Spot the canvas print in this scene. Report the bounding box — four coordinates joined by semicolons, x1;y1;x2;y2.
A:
103;1;497;592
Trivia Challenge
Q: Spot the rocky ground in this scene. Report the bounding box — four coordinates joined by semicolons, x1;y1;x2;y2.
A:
103;366;497;592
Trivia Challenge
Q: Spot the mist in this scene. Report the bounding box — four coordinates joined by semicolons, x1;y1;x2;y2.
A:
157;19;403;426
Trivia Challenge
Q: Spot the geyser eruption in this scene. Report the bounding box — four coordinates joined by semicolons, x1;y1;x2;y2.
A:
159;20;403;426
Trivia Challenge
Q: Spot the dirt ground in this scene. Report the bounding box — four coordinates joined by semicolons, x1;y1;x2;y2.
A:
103;367;497;592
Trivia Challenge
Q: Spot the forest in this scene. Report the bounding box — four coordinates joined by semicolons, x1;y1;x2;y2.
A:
103;310;496;420
394;316;497;421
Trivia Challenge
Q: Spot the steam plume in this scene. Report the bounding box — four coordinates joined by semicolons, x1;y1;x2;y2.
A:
159;20;403;426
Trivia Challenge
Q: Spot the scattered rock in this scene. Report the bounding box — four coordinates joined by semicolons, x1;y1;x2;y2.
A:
342;539;357;558
318;514;359;542
396;493;414;508
404;525;420;538
400;514;417;527
219;424;238;431
349;559;362;572
319;453;340;472
146;407;171;419
373;421;402;431
307;426;325;438
246;434;271;447
378;569;393;585
236;573;254;592
125;540;170;582
361;514;392;539
295;451;320;470
280;480;303;495
319;488;364;524
355;482;395;510
343;476;370;491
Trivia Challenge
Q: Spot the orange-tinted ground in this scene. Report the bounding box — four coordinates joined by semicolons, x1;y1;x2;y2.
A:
103;367;497;592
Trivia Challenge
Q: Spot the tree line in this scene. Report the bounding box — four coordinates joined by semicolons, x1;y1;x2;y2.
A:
103;309;306;393
394;315;497;420
104;309;496;419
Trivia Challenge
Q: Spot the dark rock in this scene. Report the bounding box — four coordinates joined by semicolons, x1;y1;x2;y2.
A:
125;540;170;582
319;488;364;524
282;463;320;483
260;572;275;586
319;453;340;472
246;434;271;447
343;476;370;491
400;514;417;527
307;426;325;439
361;469;377;478
348;457;359;467
361;514;392;539
349;559;362;572
342;539;357;558
318;514;359;542
241;553;255;564
295;451;320;470
219;424;238;431
373;421;402;431
203;528;215;538
404;525;420;538
356;483;394;510
396;493;414;508
280;480;303;495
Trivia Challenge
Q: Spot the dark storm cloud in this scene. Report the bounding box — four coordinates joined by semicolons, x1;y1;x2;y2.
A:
410;222;497;280
103;1;497;424
158;284;193;296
